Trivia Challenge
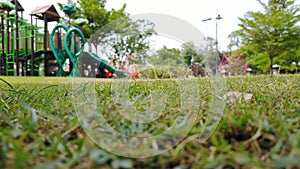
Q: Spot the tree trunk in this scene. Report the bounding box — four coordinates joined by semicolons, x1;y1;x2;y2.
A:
270;56;273;75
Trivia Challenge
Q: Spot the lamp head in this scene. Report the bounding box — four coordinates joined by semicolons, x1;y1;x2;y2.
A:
216;14;222;20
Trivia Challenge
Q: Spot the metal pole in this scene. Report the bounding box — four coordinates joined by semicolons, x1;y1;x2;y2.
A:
24;17;28;76
215;14;222;75
31;15;34;76
15;0;19;76
1;13;4;75
6;11;9;56
215;20;218;75
202;18;212;73
44;14;47;76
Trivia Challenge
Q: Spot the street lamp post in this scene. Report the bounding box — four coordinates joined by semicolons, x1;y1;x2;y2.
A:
202;13;222;75
215;14;222;75
202;18;212;73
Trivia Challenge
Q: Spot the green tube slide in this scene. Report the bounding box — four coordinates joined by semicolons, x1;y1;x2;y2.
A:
87;52;127;78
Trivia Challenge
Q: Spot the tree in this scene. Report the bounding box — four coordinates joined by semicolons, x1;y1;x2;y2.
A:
59;0;156;62
58;0;127;38
95;17;156;63
181;42;204;66
149;46;184;67
227;31;243;51
231;0;300;73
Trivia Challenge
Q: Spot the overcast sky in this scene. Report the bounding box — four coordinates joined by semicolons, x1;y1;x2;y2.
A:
19;0;299;51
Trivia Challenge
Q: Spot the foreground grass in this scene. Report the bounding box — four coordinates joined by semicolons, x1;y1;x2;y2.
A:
0;75;299;169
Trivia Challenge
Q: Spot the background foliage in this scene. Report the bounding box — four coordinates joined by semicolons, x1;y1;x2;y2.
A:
58;0;156;63
228;0;300;73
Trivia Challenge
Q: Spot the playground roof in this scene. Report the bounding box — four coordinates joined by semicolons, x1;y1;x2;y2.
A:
30;5;60;22
10;0;24;11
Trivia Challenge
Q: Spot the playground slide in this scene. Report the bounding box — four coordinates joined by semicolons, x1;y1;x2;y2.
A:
86;52;127;78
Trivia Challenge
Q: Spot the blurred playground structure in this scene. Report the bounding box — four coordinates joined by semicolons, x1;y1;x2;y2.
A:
0;0;127;78
0;0;61;76
0;0;194;79
218;54;248;76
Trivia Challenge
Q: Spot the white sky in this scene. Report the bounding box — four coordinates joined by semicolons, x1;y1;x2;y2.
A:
19;0;299;51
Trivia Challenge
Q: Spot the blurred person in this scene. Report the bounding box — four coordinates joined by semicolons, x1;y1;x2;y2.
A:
190;57;205;77
128;64;139;79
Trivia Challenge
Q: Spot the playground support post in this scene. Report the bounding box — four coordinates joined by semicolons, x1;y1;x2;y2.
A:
1;14;4;51
24;20;28;76
43;14;48;76
1;14;4;53
6;11;9;56
1;13;4;75
30;15;34;76
15;0;19;76
1;14;3;50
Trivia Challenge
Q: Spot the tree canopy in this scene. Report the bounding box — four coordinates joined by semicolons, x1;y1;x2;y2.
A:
229;0;300;73
92;17;156;63
147;41;209;68
58;0;156;63
181;42;204;66
148;46;184;67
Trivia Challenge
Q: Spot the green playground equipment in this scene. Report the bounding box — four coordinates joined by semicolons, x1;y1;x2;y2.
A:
62;3;76;16
0;1;15;11
0;0;15;76
87;52;127;78
64;27;86;76
0;0;45;76
0;0;126;78
50;23;86;77
49;24;69;76
2;14;43;76
50;23;127;78
0;1;61;76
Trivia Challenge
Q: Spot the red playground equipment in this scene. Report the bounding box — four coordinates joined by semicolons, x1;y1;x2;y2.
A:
218;54;248;76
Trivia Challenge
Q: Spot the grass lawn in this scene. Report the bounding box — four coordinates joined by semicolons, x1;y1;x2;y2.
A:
0;75;299;169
